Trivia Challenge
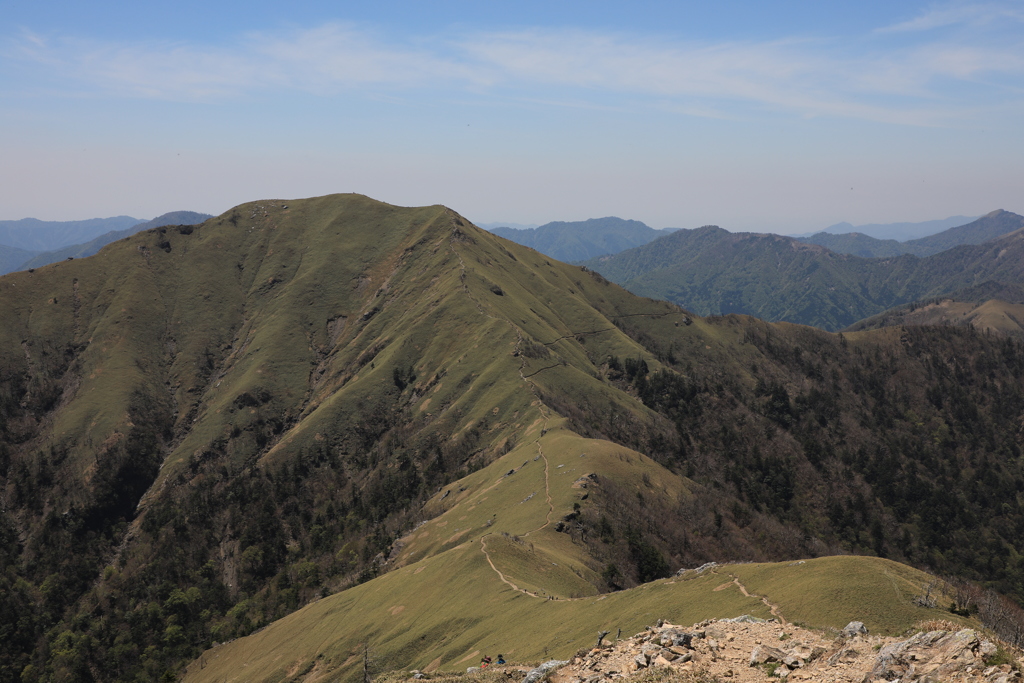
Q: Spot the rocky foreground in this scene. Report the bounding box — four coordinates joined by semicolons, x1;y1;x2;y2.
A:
550;618;1021;683
432;618;1024;683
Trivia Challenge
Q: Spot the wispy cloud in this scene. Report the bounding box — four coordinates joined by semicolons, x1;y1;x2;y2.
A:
4;16;1024;126
877;1;1024;33
5;23;478;100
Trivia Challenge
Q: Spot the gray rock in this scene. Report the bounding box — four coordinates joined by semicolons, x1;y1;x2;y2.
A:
841;621;867;638
633;654;648;669
870;629;984;682
724;615;766;624
641;643;662;657
676;562;718;577
749;645;786;666
523;660;569;683
671;633;693;649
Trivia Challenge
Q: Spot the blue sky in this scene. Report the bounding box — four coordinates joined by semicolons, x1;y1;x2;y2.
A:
1;1;1022;233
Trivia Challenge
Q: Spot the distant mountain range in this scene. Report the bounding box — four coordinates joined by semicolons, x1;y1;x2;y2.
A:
0;215;143;251
800;210;1024;258
806;214;979;241
581;210;1024;331
487;216;677;262
0;211;213;274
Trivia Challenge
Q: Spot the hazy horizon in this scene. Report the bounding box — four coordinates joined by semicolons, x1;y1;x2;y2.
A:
2;1;1022;233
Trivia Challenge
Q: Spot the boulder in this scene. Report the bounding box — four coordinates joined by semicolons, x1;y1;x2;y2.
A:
523;660;569;683
868;629;987;682
782;655;804;669
750;645;786;667
841;621;868;638
725;615;766;624
641;643;662;657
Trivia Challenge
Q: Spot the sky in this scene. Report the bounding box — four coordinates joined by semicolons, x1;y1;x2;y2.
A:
1;1;1023;234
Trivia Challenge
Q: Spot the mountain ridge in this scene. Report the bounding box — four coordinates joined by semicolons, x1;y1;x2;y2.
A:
0;215;143;252
815;214;979;241
489;216;677;262
14;210;213;272
801;210;1023;258
581;213;1024;331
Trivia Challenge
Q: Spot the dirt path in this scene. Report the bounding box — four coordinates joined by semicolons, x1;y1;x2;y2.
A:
478;535;541;598
723;573;788;625
526;441;554;534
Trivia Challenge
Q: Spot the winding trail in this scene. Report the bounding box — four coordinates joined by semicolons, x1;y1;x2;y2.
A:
528;441;555;534
479;535;542;598
723;574;788;625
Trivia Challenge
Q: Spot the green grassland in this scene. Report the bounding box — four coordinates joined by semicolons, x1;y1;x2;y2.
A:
181;552;956;683
847;294;1024;339
728;556;964;633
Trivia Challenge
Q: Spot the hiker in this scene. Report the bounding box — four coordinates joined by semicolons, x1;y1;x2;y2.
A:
496;654;505;665
481;655;492;668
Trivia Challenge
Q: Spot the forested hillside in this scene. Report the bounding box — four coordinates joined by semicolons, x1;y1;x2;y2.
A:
583;220;1024;330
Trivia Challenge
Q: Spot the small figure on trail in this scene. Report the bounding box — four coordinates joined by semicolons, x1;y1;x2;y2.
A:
481;655;492;668
496;655;505;665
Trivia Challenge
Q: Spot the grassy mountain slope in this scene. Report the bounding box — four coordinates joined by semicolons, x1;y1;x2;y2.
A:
490;217;675;262
0;195;697;680
582;223;1024;330
801;210;1024;258
846;282;1024;337
182;555;953;683
851;298;1024;338
15;211;213;271
2;195;1024;682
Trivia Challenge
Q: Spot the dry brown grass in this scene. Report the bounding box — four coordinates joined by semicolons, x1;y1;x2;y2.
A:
914;619;964;633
